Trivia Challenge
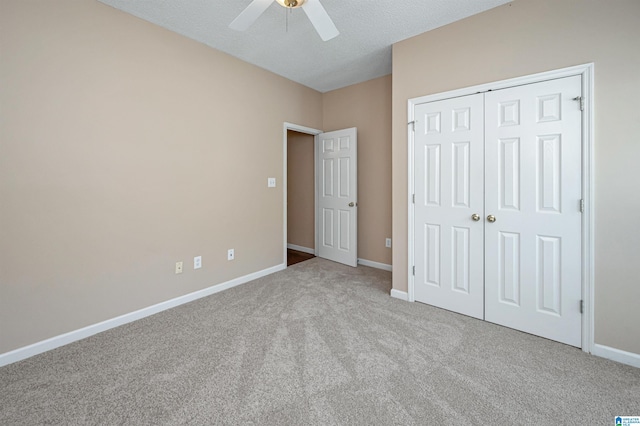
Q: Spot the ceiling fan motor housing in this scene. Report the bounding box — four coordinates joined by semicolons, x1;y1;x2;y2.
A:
278;0;305;8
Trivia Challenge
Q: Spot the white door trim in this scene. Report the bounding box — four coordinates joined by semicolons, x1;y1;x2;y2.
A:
283;123;322;266
407;63;594;353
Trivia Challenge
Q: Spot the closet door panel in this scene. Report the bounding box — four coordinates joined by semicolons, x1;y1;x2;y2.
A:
414;94;484;319
484;75;583;347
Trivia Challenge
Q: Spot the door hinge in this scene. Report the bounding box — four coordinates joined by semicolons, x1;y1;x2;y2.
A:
412;266;415;276
573;96;584;111
580;199;585;213
412;194;415;204
408;120;416;132
580;300;584;314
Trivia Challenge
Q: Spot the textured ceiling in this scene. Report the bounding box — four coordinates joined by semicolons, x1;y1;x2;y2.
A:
98;0;511;93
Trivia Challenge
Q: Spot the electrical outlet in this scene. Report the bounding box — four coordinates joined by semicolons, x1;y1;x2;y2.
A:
385;238;392;248
227;249;234;261
175;261;183;274
194;256;202;270
267;177;276;188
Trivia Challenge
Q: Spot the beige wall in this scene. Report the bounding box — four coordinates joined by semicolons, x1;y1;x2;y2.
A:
0;0;323;353
287;130;315;250
323;76;392;265
392;0;640;354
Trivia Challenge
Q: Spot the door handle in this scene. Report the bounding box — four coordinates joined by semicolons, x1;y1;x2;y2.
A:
487;215;496;223
471;214;480;221
348;202;355;207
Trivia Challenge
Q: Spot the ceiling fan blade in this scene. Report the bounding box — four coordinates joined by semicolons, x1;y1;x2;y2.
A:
301;0;339;41
229;0;273;31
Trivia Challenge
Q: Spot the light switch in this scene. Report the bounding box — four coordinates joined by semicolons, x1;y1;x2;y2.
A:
268;177;276;187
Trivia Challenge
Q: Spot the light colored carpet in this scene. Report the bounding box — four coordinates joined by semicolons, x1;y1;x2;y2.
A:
1;258;638;424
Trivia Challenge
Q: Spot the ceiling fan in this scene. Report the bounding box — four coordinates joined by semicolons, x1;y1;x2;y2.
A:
229;0;339;41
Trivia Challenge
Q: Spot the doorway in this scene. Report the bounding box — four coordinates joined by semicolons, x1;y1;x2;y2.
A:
287;129;316;266
283;123;359;268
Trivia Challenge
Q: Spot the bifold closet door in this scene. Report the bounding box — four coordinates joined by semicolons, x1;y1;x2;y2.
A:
414;93;485;320
484;75;583;347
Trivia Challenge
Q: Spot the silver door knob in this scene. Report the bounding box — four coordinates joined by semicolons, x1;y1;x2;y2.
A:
487;215;496;223
471;214;480;221
348;202;355;207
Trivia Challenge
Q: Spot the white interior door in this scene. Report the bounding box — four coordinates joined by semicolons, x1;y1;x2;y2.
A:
414;94;485;319
484;75;583;347
412;75;583;346
317;128;357;267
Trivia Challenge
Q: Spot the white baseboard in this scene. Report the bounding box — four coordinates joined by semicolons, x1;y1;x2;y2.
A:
0;263;286;367
287;244;315;255
357;258;392;271
390;289;409;301
591;343;640;369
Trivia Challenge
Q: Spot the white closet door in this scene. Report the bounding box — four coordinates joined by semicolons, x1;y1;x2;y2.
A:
414;94;485;319
484;75;583;346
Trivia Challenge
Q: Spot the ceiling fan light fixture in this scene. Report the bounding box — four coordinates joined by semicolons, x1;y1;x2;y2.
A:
230;0;338;42
276;0;305;9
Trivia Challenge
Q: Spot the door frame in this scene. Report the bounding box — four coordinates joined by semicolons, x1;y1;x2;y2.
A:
406;63;594;352
283;122;323;266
